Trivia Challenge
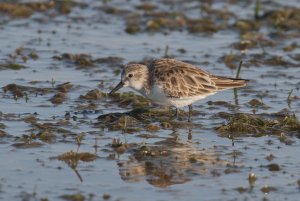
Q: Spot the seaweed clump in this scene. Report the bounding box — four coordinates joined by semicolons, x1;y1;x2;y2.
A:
216;112;300;137
0;1;81;18
109;92;151;108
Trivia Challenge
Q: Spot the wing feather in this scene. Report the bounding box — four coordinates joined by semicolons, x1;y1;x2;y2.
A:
150;59;217;98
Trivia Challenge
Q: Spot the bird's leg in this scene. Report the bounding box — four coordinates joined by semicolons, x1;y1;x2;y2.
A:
170;107;179;120
174;107;179;119
188;104;193;122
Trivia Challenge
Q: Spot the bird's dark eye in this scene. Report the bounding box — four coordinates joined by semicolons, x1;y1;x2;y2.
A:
128;74;133;78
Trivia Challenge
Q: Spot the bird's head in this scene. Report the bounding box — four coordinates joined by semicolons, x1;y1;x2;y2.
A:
109;64;149;94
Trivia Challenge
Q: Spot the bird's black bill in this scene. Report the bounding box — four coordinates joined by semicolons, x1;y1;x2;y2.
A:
109;81;124;95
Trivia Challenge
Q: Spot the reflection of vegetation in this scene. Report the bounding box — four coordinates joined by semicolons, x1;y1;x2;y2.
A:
51;150;98;182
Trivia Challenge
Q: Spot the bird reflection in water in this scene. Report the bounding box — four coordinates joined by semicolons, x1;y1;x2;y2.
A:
117;127;229;187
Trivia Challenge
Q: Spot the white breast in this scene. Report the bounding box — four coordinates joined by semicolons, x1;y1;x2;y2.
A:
147;84;172;106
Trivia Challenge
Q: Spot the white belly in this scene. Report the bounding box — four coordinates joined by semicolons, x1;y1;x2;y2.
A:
146;84;214;108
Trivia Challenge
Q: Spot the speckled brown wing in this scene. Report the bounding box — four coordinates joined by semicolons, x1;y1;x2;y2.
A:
211;76;247;90
149;59;218;98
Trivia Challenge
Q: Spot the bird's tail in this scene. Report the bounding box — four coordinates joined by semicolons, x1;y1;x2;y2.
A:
211;76;248;90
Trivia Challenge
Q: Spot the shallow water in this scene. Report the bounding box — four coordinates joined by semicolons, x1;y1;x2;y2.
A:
0;0;300;201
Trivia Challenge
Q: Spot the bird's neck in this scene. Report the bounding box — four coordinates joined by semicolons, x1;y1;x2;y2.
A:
137;71;151;96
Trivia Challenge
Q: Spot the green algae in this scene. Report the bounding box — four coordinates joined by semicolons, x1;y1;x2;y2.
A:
235;20;260;33
109;92;151;108
2;83;53;98
50;92;67;105
53;53;94;68
0;3;35;18
52;150;97;163
217;112;300;136
0;63;25;70
264;7;300;30
60;193;85;201
56;82;73;93
79;89;105;100
136;2;156;11
187;18;220;33
0;1;79;18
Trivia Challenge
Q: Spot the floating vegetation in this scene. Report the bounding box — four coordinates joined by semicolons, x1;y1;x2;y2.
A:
0;2;39;18
97;106;194;133
53;54;124;69
146;124;160;132
248;99;266;108
56;82;73;93
12;141;43;149
49;92;67;105
187;18;220;33
98;113;139;132
12;134;44;149
125;13;141;34
283;42;298;52
52;150;97;163
93;56;124;67
135;2;156;11
0;130;7;137
109;92;151;108
267;163;281;171
264;8;300;30
2;82;73;104
221;53;300;69
0;1;80;18
216;112;300;137
0;63;25;70
53;53;94;67
2;83;52;98
60;193;85;201
79;89;105;100
235;20;260;33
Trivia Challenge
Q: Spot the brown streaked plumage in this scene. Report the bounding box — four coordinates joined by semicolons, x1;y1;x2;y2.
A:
109;58;247;121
